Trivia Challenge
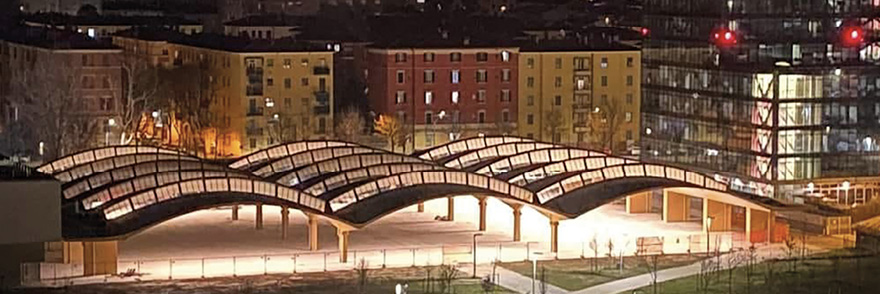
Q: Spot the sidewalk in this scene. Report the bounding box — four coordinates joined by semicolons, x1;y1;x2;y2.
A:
462;263;569;294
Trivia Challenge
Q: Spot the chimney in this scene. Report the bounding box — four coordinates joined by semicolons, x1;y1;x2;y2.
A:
463;37;470;46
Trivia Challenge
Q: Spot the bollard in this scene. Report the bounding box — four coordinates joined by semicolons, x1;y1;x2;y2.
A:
292;255;298;274
168;260;173;280
201;258;205;278
233;257;237;277
263;255;268;275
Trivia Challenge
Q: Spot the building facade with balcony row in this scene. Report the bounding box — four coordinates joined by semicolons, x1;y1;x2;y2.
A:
113;30;334;157
364;38;640;153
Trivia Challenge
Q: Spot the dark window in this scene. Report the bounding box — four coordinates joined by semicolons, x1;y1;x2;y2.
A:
424;52;434;62
395;53;407;62
476;52;488;62
450;52;461;62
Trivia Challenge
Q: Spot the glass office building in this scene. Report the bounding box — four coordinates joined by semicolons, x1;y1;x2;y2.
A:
641;0;880;202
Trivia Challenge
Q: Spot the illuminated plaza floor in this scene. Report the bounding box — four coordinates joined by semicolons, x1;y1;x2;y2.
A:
120;196;706;262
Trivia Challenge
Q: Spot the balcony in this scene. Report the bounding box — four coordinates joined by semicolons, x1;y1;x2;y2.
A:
247;107;263;116
315;91;330;105
313;66;331;75
246;126;263;136
573;102;592;112
314;105;330;115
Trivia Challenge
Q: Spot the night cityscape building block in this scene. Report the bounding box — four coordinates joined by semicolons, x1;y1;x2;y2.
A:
517;40;641;152
642;0;880;203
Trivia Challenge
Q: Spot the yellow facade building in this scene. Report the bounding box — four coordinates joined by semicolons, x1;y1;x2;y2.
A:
518;43;641;154
114;31;334;157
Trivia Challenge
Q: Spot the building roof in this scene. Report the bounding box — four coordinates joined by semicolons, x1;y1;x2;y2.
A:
115;28;331;53
0;26;118;50
518;38;639;52
24;12;201;26
223;15;309;27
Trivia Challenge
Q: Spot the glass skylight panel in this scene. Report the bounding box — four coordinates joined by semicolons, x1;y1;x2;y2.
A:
624;165;645;177
537;183;563;203
467;172;488;188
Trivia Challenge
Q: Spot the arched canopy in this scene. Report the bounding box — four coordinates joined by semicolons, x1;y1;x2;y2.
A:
52;153;201;183
328;170;535;213
38;145;186;175
229;141;356;170
78;169;255;211
416;136;534;162
274;153;427;187
251;146;380;178
302;162;445;196
443;142;557;169
101;177;325;221
535;163;728;205
474;148;607;176
63;159;232;200
507;155;634;186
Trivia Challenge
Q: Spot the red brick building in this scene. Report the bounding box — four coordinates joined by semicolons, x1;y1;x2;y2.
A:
366;45;519;151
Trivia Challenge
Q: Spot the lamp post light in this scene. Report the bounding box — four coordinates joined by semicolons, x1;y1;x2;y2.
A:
706;216;714;256
530;251;543;294
472;232;483;278
105;118;116;146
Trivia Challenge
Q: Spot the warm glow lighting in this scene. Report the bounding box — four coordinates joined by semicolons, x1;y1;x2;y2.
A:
645;128;652;135
712;28;737;46
841;25;864;47
108;118;116;126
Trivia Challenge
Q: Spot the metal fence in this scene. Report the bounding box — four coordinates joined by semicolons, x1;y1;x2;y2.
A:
23;232;752;287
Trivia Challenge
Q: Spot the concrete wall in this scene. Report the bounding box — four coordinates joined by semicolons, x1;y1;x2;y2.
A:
626;192;652;213
705;199;732;232
663;190;690;222
0;180;61;244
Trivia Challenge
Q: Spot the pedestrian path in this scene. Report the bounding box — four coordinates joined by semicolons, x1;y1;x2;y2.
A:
462;263;568;294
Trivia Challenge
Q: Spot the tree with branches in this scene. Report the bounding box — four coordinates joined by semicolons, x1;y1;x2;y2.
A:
588;96;626;153
1;54;99;160
335;107;365;142
154;62;217;153
544;108;565;143
374;114;405;152
117;52;160;145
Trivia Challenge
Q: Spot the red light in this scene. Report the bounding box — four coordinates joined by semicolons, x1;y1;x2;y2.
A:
711;28;737;47
640;27;650;36
841;25;864;47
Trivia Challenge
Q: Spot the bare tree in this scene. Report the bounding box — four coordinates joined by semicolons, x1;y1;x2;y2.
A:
697;257;719;293
117;52;160;145
606;238;616;269
335;107;365;142
641;254;660;294
725;250;745;294
589;234;599;272
588;97;627;153
544;109;565;143
1;55;99;160
539;265;548;294
744;245;758;294
437;263;459;294
154;63;217;153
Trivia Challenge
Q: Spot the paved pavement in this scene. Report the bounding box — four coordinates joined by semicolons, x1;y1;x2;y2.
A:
476;244;795;294
463;263;569;294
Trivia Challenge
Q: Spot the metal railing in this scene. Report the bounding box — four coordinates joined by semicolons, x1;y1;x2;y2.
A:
23;232;758;287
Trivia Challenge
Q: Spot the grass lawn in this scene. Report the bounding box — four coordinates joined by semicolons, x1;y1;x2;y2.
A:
500;254;703;291
631;249;880;294
10;266;514;294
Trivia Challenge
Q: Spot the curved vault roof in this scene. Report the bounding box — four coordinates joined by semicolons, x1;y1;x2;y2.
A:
44;137;788;239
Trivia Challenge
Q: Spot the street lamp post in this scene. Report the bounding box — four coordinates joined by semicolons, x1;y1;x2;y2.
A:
472;232;483;278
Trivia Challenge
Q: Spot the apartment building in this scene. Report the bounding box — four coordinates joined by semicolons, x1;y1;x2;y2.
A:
518;40;640;154
114;30;334;157
366;43;519;151
0;27;122;159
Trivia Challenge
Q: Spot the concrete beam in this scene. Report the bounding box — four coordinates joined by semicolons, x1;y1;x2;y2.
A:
337;229;350;263
626;192;652;214
512;204;522;242
477;197;487;231
663;189;689;222
255;203;263;230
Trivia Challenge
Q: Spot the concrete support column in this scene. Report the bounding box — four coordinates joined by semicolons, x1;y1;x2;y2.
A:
549;218;559;253
232;203;239;220
83;241;118;276
663;190;689;222
512;205;522;242
745;207;752;244
308;213;319;251
477;197;487;231
281;206;289;240
417;202;425;212
447;197;455;221
255;203;263;230
337;229;350;263
626;192;651;214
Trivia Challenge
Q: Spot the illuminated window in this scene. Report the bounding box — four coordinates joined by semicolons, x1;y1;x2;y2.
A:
450;52;461;62
476;52;488;62
395;53;407;62
600;57;608;68
501;51;510;62
451;70;460;84
424;52;434;62
477;90;487;103
501;69;511;82
396;91;406;104
476;70;488;83
424;70;435;83
501;89;511;102
424;91;433;104
451;91;460;104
